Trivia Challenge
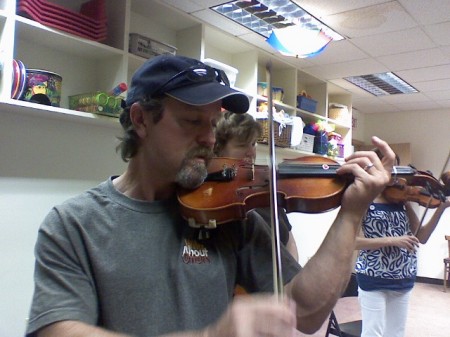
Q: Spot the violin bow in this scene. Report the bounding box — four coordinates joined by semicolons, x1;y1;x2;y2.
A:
266;61;284;296
439;149;450;182
414;184;433;236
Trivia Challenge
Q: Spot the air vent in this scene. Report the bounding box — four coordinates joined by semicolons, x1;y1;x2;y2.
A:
344;72;418;96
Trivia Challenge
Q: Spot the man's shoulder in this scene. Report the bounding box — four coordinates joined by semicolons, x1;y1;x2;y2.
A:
58;180;110;209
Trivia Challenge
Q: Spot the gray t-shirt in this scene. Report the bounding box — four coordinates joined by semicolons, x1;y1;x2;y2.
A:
26;177;301;337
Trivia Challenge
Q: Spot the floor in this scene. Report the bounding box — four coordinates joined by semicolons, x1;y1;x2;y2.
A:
296;282;450;337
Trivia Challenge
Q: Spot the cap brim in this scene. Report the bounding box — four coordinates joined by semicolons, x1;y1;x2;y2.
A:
166;82;249;114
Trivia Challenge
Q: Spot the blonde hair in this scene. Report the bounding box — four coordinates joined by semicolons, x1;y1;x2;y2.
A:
214;111;262;156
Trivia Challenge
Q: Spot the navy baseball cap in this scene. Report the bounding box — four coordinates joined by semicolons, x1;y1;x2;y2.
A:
125;55;249;114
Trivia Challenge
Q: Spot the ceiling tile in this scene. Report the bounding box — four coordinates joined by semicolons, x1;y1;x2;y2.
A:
398;0;450;25
307;40;368;65
441;45;450;57
378;92;430;104
352;100;400;114
413;78;450;92
324;2;417;39
423;90;450;100
437;100;450;108
391;100;442;111
396;64;450;83
293;0;389;17
378;48;450;70
304;58;387;80
191;0;227;8
423;22;450;46
351;28;437;57
161;0;203;13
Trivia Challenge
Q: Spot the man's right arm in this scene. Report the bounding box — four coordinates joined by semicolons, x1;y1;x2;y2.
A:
37;294;298;337
37;321;130;337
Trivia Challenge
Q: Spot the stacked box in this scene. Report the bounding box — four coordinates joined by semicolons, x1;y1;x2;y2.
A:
297;95;317;113
129;33;177;58
69;91;123;117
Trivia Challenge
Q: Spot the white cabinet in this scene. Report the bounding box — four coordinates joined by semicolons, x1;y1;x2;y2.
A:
0;0;130;125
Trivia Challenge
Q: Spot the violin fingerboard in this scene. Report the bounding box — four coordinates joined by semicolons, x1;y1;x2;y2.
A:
278;163;340;177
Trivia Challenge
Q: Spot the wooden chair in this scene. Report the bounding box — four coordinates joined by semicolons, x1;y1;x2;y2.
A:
325;273;362;337
444;235;450;292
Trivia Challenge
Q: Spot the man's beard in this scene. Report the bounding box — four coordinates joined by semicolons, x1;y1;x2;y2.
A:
176;147;213;189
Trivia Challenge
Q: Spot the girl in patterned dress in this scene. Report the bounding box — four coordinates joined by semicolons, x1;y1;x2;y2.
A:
355;151;450;337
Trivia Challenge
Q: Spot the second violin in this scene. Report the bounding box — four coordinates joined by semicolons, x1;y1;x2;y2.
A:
382;178;445;208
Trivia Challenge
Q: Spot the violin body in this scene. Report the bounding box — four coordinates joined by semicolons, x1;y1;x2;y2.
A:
178;156;347;227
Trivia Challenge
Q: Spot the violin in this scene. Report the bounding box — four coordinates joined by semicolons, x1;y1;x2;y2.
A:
382;178;445;208
402;165;447;196
177;156;417;228
441;171;450;196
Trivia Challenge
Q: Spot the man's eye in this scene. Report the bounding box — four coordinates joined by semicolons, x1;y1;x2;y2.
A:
185;119;201;125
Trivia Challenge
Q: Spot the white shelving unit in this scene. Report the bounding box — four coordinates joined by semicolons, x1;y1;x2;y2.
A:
0;0;352;153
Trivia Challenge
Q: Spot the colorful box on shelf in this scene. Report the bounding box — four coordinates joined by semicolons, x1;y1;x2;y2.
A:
69;91;123;117
257;82;284;102
296;95;317;113
129;33;177;59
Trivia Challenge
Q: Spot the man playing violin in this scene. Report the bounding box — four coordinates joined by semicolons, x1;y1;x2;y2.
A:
26;55;396;337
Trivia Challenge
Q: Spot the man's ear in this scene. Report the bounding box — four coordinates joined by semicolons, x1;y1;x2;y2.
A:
129;103;149;138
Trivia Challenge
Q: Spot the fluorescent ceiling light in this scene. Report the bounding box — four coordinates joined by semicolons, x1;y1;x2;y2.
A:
344;72;418;96
211;0;344;41
266;25;332;58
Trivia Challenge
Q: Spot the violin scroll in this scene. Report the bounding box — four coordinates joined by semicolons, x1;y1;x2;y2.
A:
441;171;450;196
382;178;444;208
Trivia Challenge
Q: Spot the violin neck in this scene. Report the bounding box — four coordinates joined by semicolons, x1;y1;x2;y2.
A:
278;162;416;177
278;163;340;176
392;166;417;176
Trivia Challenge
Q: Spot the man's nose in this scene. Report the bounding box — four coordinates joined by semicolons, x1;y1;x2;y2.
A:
197;124;216;148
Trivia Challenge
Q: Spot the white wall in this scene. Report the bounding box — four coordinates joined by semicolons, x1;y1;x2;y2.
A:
0;110;126;336
364;109;450;279
288;209;340;267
